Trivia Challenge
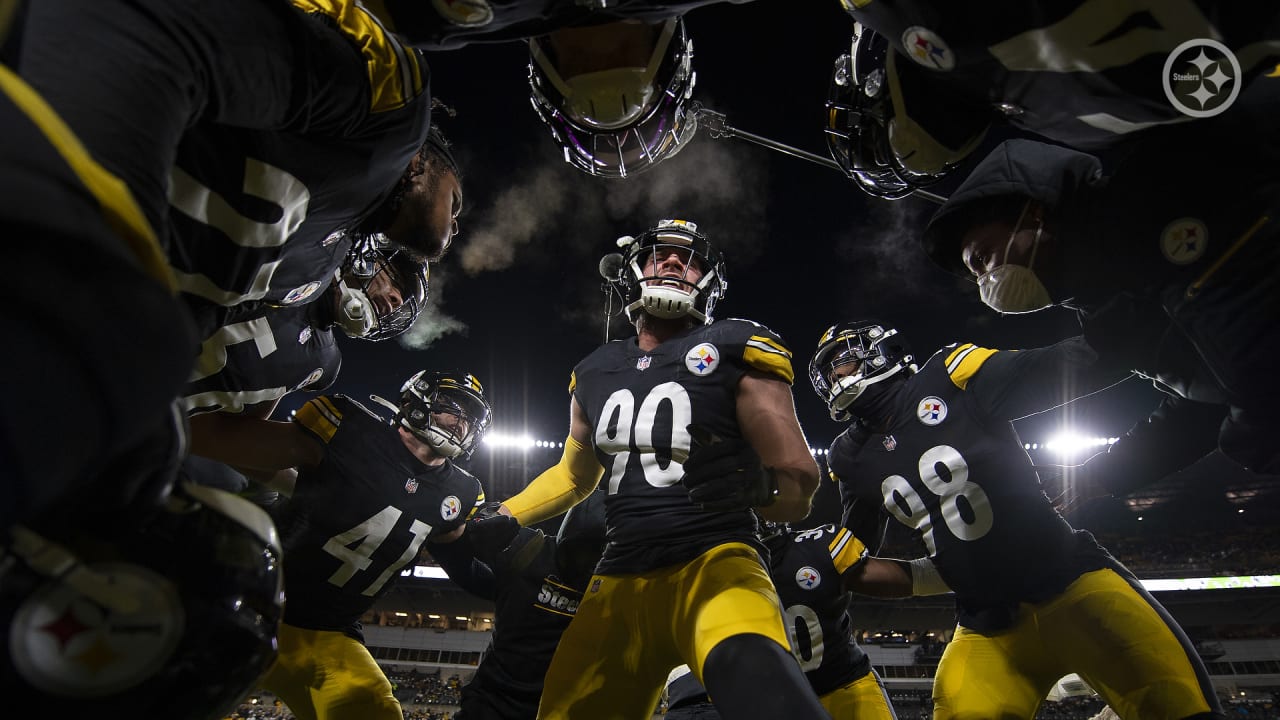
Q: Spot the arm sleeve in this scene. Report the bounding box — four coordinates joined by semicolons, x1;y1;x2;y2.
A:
963;336;1132;421
1075;393;1226;497
502;434;603;525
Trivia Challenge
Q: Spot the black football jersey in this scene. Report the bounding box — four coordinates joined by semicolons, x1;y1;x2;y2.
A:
373;0;754;50
769;524;872;696
182;300;340;416
571;318;796;575
453;529;585;720
275;395;485;636
843;1;1280;151
827;338;1120;631
166;1;432;337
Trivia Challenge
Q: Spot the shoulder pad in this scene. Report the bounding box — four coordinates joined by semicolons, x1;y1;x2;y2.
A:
943;343;999;390
714;318;795;384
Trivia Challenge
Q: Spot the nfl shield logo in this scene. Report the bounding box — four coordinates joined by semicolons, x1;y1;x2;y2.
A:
636;356;652;371
404;477;419;494
882;435;898;452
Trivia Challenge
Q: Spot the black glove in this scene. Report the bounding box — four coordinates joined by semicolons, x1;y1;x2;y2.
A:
680;424;778;512
463;502;520;558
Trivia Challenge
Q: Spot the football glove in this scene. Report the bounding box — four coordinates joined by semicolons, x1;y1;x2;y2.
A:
681;424;778;512
463;502;520;558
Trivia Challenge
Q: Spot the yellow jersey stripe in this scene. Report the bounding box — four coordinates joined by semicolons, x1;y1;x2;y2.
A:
0;66;172;291
290;0;424;112
295;397;343;443
748;334;793;359
465;492;487;521
568;371;578;395
946;344;999;390
828;528;868;574
743;341;795;384
828;469;841;483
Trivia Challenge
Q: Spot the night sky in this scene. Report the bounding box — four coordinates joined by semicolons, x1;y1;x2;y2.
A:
303;0;1175;505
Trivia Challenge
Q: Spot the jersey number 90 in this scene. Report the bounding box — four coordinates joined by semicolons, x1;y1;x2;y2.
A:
594;382;693;495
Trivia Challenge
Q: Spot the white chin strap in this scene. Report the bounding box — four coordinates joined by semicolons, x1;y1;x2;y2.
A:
421;425;464;459
334;273;376;338
636;284;703;321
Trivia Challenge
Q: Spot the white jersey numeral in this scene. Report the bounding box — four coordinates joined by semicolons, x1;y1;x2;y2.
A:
783;602;824;672
595;382;693;494
880;444;993;555
322;505;433;596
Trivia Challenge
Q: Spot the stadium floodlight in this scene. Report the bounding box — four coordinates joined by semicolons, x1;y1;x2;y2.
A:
1041;432;1118;458
483;432;538;450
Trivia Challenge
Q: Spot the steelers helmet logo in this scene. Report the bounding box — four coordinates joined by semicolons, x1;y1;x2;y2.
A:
440;495;462;521
901;27;955;72
10;563;184;697
1160;218;1209;265
685;343;719;376
1163;38;1241;118
917;396;947;426
795;566;821;590
282;281;322;305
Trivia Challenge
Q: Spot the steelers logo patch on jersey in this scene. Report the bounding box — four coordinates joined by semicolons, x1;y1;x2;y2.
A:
440;495;462;521
685;343;719;375
298;326;313;345
1160;217;1208;265
902;27;955;72
10;563;184;696
282;281;322;304
795;566;821;590
432;0;494;28
917;396;948;426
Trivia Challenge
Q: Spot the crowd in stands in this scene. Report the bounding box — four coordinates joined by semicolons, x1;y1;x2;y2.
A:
1098;529;1280;579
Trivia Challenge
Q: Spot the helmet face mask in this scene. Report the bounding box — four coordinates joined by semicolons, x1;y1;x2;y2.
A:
810;321;916;421
339;233;429;342
612;219;726;325
825;26;951;200
397;371;492;460
529;18;698;178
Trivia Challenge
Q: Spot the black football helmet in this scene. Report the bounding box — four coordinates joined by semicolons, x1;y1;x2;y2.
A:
528;17;698;178
825;24;982;200
810;320;916;422
398;370;492;460
606;218;726;325
0;482;284;720
337;232;430;342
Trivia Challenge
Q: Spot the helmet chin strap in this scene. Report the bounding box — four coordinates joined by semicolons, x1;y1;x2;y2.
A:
333;269;376;338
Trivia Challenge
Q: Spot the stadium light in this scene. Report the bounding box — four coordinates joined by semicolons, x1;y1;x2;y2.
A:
1040;433;1118;458
483;432;538;450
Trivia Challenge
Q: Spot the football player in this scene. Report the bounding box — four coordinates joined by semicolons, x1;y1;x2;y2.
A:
810;320;1224;720
189;370;493;720
473;218;831;719
825;3;1280;198
19;0;456;342
664;520;950;719
430;490;608;720
921;138;1280;481
2;15;281;719
182;233;431;490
